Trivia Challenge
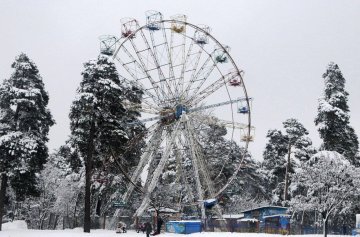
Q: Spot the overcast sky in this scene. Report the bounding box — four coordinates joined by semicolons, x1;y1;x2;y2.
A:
1;0;360;161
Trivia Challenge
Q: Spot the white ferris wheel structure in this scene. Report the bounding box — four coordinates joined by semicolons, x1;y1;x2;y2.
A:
99;10;255;219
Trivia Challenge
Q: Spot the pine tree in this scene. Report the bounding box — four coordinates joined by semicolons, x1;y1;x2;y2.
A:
315;62;359;166
262;118;315;204
262;129;288;204
69;55;143;232
0;53;54;230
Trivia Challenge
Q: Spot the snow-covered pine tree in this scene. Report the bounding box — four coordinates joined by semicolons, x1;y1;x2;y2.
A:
57;145;82;173
0;53;54;230
315;62;359;165
262;129;288;204
262;119;315;205
282;118;315;202
69;55;144;232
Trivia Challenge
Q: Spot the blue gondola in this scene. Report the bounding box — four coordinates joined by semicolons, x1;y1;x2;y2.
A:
204;199;217;209
147;24;160;31
238;106;249;114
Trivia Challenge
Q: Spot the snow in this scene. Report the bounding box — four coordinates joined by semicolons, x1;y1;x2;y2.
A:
240;206;286;213
168;220;201;223
263;214;291;218
2;220;28;230
148;208;178;213
222;214;244;219
311;150;349;165
237;218;259;222
0;223;354;237
204;198;216;203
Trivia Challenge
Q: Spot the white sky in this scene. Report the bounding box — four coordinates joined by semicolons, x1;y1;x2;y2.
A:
1;0;360;161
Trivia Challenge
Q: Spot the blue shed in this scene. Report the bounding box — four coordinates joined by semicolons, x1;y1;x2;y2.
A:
166;220;202;234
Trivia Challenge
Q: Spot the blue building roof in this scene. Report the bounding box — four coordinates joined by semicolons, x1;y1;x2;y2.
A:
241;206;287;214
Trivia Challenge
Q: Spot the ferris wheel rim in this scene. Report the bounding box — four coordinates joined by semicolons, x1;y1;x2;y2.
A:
112;18;251;140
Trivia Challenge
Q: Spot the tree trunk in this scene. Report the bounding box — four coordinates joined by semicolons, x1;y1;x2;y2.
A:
0;173;8;231
323;217;328;237
40;212;47;229
73;192;80;228
84;120;95;233
300;210;305;235
53;215;59;230
284;143;291;202
102;215;106;229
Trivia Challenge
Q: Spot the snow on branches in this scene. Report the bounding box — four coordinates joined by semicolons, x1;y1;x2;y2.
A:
290;151;360;237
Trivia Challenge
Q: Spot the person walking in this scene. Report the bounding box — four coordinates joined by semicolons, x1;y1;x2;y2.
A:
156;216;163;234
145;222;152;237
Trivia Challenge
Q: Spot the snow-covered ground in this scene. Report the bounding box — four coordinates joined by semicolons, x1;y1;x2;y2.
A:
0;221;350;237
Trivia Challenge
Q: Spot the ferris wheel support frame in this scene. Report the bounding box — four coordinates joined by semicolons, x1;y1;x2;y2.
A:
121;125;164;202
135;121;182;217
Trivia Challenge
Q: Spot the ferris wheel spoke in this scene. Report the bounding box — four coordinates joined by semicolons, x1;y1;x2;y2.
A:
135;121;182;217
177;39;196;96
120;76;160;110
137;29;176;102
138;104;161;115
168;22;188;100
183;48;218;99
148;23;179;97
186;119;225;218
189;72;238;106
190;45;232;99
122;89;161;115
127;36;172;104
214;151;247;198
173;138;195;204
115;57;161;105
179;45;203;98
181;125;206;219
118;45;166;102
186;120;217;197
192;113;249;130
122;125;164;202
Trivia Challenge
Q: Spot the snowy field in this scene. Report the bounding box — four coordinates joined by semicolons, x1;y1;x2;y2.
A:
1;221;352;237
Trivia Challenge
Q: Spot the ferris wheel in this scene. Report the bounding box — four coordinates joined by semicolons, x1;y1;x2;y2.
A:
99;11;254;219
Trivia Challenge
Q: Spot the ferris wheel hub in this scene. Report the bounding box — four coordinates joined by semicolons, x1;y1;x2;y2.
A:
159;104;189;125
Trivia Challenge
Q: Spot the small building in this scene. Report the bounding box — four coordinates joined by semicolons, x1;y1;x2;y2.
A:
238;206;290;233
236;218;259;233
222;214;244;232
204;214;244;232
147;207;180;231
264;214;291;234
